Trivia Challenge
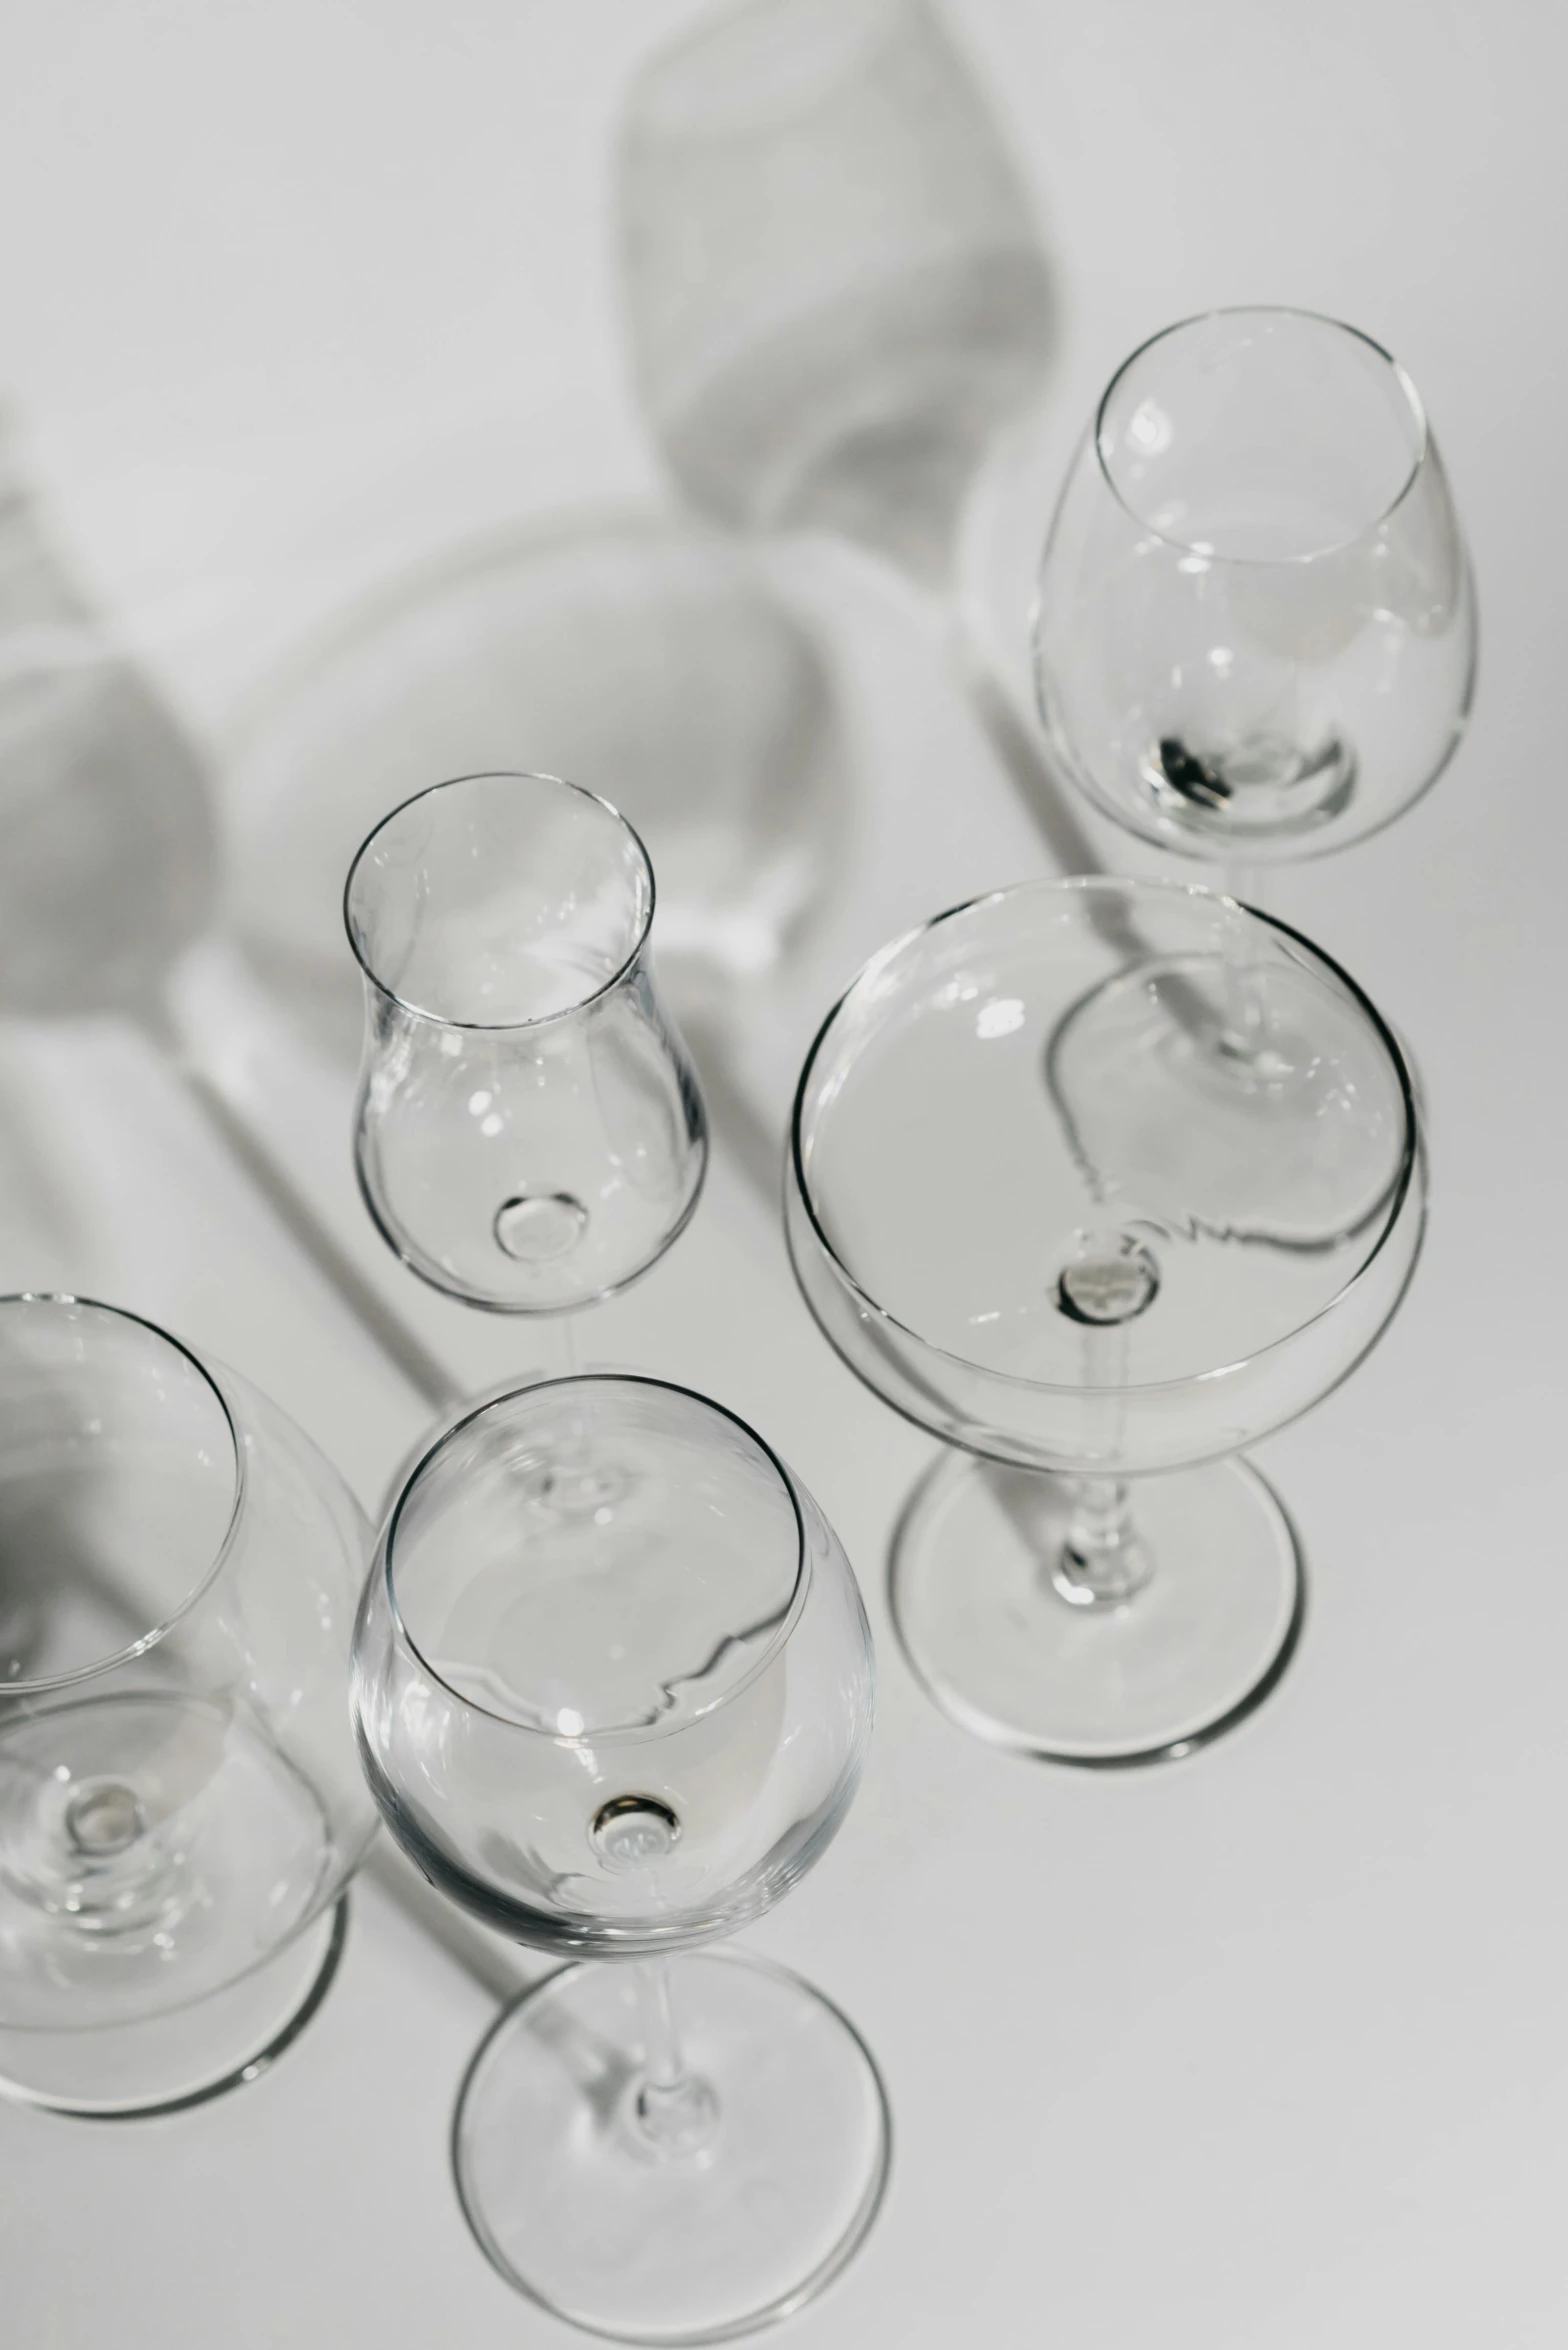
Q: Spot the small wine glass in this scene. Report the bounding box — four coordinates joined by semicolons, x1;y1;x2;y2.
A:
343;769;707;1321
786;876;1425;1765
1033;306;1476;874
0;1294;377;2114
352;1372;888;2341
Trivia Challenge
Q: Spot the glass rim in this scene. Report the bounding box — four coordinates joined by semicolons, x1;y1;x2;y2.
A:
0;1292;246;1697
381;1371;810;1744
341;769;658;1033
788;872;1421;1401
1093;304;1431;567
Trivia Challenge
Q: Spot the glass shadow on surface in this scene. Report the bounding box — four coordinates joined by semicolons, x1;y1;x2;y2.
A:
0;426;218;1023
616;0;1058;591
225;509;857;1196
0;1294;377;2112
615;0;1098;878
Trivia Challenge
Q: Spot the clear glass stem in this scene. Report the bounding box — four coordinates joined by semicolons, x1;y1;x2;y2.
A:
632;1955;719;2156
1218;865;1267;1062
1054;1474;1153;1607
557;1313;579;1376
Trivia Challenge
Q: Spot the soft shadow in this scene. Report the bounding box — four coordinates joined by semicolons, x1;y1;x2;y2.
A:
223;507;860;1187
0;431;219;1022
616;0;1060;596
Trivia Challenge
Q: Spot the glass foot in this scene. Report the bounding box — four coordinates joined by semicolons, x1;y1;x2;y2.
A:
890;1453;1303;1765
0;1896;348;2116
454;1948;890;2343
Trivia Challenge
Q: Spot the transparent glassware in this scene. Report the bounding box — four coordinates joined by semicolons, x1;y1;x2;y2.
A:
0;1294;377;2114
352;1373;888;2341
786;876;1426;1765
344;770;707;1316
1032;307;1476;867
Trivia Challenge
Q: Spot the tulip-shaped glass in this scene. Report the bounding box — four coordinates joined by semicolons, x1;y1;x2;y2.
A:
787;877;1425;1764
1033;308;1475;867
0;1295;377;2113
352;1373;888;2341
344;771;706;1316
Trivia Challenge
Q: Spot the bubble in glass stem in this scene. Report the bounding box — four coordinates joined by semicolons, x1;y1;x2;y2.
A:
493;1192;590;1263
591;1795;681;1873
1055;1236;1161;1327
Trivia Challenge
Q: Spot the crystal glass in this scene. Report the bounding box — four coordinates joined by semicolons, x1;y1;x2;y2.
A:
344;771;707;1315
618;0;1054;587
353;1373;887;2341
0;1295;377;2114
1033;307;1476;866
787;877;1425;1764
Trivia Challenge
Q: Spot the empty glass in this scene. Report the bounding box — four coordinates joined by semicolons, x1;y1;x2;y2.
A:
1033;308;1476;867
344;771;707;1315
0;1295;377;2113
787;877;1425;1764
353;1373;888;2340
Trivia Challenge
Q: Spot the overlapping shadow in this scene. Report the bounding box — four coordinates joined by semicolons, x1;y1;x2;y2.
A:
225;507;859;1203
615;0;1098;872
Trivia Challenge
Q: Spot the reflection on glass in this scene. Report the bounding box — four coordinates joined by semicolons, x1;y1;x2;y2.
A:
616;0;1091;863
353;1373;888;2340
1033;308;1476;865
0;1295;376;2115
787;877;1425;1765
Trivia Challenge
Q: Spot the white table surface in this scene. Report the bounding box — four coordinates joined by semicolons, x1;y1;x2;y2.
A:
3;3;1567;2344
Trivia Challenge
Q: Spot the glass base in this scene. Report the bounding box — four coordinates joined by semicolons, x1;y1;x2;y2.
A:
0;1897;348;2117
454;1948;890;2344
890;1453;1303;1765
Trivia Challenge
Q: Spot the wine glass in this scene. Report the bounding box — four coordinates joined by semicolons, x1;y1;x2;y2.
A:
352;1372;888;2341
0;1293;377;2114
615;0;1097;873
1032;307;1476;875
786;876;1426;1765
343;769;707;1319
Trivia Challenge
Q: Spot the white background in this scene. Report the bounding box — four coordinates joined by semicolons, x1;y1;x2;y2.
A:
2;2;1565;2343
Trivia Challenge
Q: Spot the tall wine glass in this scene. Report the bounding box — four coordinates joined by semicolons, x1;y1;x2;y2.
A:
343;770;707;1324
1033;307;1476;874
786;877;1425;1766
352;1372;888;2341
0;1294;377;2114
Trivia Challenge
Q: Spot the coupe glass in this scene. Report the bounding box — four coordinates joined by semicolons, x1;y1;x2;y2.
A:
344;770;707;1317
0;1294;377;2114
1032;307;1476;868
786;877;1425;1765
352;1373;888;2341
